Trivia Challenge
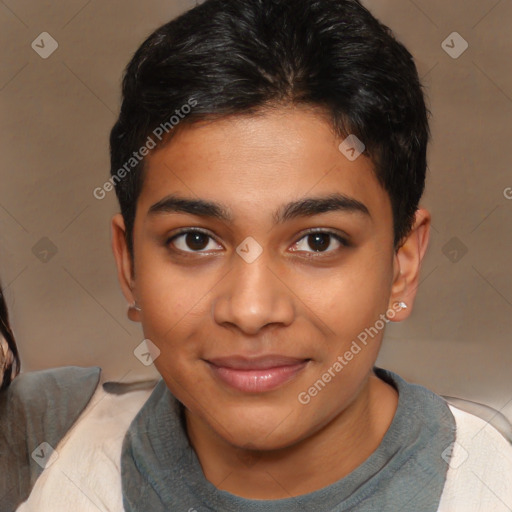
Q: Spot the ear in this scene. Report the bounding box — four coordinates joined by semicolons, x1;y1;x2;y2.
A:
111;213;141;323
388;208;431;321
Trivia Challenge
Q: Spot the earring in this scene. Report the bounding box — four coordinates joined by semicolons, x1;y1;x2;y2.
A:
129;301;142;312
396;301;408;310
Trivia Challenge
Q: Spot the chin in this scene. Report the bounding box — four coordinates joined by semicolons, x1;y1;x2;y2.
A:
212;408;308;452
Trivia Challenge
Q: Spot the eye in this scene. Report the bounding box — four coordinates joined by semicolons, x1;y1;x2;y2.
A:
167;229;223;253
290;230;349;255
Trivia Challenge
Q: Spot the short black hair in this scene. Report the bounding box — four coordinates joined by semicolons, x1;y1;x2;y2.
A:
0;286;20;391
109;0;429;256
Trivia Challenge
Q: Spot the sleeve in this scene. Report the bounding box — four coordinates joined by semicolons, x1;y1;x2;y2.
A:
0;366;101;512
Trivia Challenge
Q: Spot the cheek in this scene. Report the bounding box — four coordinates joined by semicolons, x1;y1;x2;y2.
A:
290;261;392;424
292;254;392;337
135;262;208;358
136;243;218;323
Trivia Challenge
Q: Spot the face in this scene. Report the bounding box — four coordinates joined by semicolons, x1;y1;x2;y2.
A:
112;106;425;451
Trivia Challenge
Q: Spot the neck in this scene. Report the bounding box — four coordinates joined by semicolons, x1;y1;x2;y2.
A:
185;372;398;500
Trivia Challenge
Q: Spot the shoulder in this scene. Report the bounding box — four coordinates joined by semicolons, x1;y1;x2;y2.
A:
1;365;102;450
438;405;512;511
14;376;158;512
0;366;102;510
3;365;101;406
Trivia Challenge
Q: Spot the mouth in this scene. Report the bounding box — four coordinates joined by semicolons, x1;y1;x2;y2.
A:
205;355;311;393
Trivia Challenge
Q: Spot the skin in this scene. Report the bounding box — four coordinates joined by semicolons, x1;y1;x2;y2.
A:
111;105;431;499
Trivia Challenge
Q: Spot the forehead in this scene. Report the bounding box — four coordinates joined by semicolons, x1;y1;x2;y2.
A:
136;106;391;225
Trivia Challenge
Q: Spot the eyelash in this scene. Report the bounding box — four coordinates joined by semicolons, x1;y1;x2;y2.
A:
165;228;350;257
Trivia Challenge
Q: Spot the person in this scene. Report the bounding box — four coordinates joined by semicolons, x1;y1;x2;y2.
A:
0;285;20;391
3;0;512;510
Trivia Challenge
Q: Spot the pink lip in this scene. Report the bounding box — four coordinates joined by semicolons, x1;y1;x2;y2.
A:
206;355;310;393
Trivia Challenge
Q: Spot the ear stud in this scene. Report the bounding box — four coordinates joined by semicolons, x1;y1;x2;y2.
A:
129;301;142;312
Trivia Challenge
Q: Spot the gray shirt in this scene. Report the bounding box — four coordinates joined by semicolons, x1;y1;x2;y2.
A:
121;367;455;511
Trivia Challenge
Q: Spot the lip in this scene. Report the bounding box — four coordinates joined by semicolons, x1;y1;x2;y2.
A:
205;355;310;393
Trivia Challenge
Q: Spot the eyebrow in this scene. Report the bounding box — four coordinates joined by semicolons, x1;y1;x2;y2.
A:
147;193;370;224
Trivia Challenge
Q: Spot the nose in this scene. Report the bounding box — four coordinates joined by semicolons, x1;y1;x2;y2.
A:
212;250;295;335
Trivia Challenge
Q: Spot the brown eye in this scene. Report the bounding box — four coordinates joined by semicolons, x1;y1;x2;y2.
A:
185;232;209;251
168;229;223;253
307;233;331;252
290;230;348;255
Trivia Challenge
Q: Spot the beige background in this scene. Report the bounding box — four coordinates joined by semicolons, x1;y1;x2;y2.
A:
0;1;511;419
